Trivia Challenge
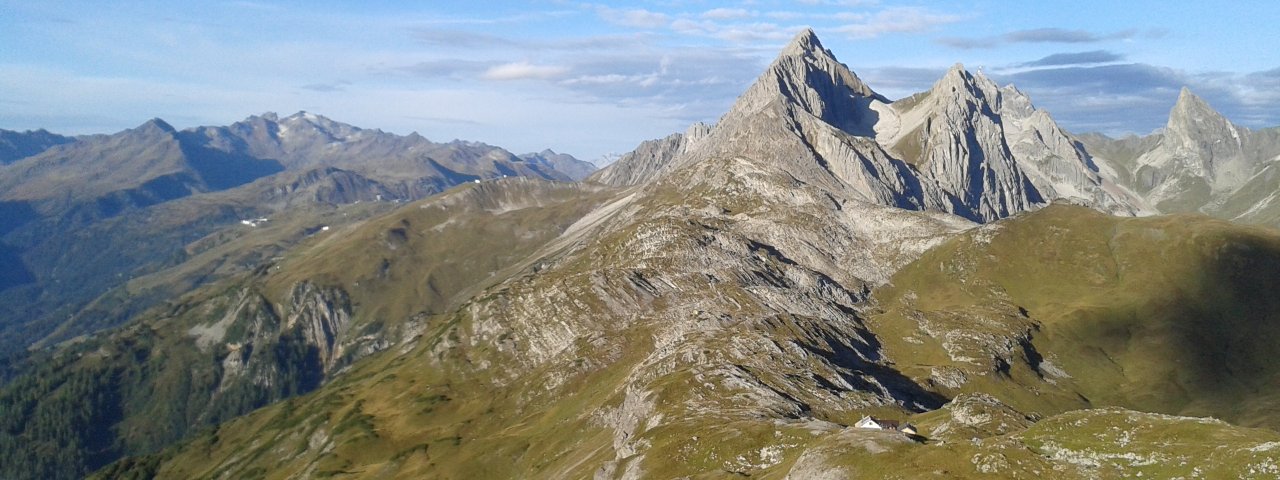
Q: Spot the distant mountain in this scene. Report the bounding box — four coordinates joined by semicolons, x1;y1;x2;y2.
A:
188;111;578;184
1080;88;1280;225
519;149;597;181
0;128;75;164
0;113;593;356
0;118;284;221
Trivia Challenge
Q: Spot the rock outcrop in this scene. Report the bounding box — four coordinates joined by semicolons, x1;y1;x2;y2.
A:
1082;87;1280;223
610;30;1143;223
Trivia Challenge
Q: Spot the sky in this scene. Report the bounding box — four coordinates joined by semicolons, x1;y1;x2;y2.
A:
2;1;1279;162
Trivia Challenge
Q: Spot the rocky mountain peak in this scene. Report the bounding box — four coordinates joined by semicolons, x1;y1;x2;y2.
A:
780;27;823;57
138;117;177;135
1166;87;1233;137
723;28;883;136
284;110;330;125
929;64;1002;109
1148;87;1255;191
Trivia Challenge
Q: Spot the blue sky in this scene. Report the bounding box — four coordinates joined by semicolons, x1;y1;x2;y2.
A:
2;1;1279;161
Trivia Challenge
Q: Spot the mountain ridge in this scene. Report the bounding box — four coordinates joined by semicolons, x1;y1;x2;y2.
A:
2;28;1280;480
0;111;597;357
595;30;1144;224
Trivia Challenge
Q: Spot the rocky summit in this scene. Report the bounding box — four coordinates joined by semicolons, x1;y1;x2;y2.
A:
3;29;1280;480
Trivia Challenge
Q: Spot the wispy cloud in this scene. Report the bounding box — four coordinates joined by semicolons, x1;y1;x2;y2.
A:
1018;50;1124;68
480;61;569;81
701;8;753;20
859;66;948;98
669;19;794;43
300;81;352;92
403;115;487;127
401;59;490;79
834;6;963;38
1010;28;1126;43
939;28;1140;50
594;5;670;29
414;29;516;49
989;63;1280;135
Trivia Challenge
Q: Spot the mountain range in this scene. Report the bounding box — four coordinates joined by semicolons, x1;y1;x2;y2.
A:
2;29;1280;479
0;112;594;358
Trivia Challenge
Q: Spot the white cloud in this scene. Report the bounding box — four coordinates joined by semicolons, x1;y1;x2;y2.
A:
595;5;670;29
835;6;963;38
702;8;752;20
671;18;716;35
480;62;569;81
764;11;804;20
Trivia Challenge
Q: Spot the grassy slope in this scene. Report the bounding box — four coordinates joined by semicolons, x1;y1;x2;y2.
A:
95;202;1280;479
0;179;617;480
787;406;1280;479
870;203;1280;429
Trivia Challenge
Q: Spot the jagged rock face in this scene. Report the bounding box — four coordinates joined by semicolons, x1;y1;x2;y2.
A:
285;281;353;372
1129;88;1258;209
615;29;1139;223
588;122;711;187
881;66;1042;221
725;28;884;135
1159;88;1254;187
587;133;684;187
997;86;1151;215
874;67;1147;220
1083;88;1280;223
195;282;363;408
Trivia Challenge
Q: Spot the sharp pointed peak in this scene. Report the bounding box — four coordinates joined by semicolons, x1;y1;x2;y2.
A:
933;63;976;89
780;27;824;56
1168;86;1227;129
1174;86;1208;107
1171;87;1215;111
724;26;885;130
943;63;973;80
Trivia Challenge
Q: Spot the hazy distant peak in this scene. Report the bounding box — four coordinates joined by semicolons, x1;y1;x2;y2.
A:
139;117;176;134
283;110;331;123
